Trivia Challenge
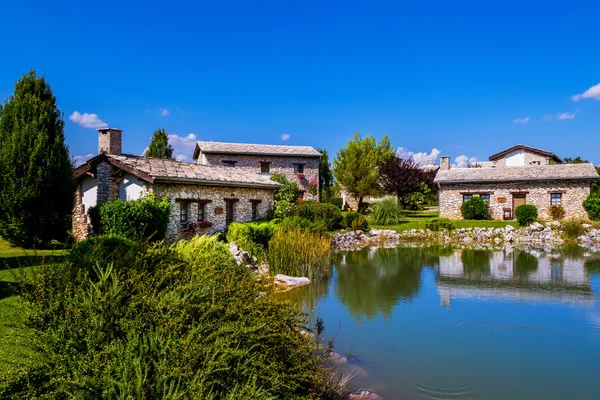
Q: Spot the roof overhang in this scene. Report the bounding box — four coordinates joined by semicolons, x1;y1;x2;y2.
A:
153;176;281;190
435;176;597;185
488;145;562;163
74;153;155;183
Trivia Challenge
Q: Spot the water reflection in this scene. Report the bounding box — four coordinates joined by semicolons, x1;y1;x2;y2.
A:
438;246;596;307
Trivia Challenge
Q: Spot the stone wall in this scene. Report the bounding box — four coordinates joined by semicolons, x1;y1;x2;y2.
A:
439;180;592;220
200;153;320;200
151;183;276;242
72;184;89;242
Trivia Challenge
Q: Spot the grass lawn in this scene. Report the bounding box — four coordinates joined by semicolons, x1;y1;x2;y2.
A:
0;237;68;376
372;208;519;232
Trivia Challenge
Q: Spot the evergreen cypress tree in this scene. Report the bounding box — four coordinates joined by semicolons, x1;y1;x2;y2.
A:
146;128;174;159
0;70;75;247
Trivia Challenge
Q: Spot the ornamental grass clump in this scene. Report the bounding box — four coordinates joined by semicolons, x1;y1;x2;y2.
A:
267;228;332;280
2;234;345;399
515;204;538;226
561;219;587;240
369;197;404;225
460;196;490;220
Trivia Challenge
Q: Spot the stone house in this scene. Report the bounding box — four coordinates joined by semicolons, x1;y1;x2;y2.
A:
434;144;599;220
193;141;322;201
73;128;281;242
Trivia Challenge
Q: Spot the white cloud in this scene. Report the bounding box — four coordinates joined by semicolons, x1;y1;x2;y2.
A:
167;133;198;160
572;83;600;101
69;111;108;129
281;133;290;141
159;108;169;116
513;116;530;124
72;153;94;167
557;110;579;120
453;155;479;168
396;147;441;166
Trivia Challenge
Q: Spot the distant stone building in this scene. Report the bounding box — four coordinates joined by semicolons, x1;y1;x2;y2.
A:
73;129;282;242
193;141;321;201
434;144;599;220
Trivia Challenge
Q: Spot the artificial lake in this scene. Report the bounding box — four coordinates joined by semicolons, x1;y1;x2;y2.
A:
282;244;600;399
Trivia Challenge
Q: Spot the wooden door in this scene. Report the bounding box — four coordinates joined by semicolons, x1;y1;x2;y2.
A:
225;200;234;227
512;194;526;214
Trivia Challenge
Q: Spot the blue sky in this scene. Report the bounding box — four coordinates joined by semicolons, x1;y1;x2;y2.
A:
2;0;600;165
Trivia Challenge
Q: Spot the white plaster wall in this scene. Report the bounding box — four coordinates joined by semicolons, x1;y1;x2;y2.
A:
119;173;145;201
506;150;525;166
81;176;97;214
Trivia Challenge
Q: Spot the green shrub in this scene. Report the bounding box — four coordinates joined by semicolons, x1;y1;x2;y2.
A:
515;204;538;226
279;216;328;234
274;199;297;219
67;234;144;274
583;195;600;221
460;197;490;220
295;201;343;231
370;197;404;225
548;205;566;220
270;173;300;204
97;194;171;242
226;221;276;259
562;219;587;240
425;218;455;232
267;228;332;280
3;235;343;399
350;215;369;231
343;212;360;229
327;197;343;209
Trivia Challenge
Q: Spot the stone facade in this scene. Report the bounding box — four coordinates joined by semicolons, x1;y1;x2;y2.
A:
199;153;320;200
72;184;89;242
493;151;550;167
151;183;275;242
438;180;591;220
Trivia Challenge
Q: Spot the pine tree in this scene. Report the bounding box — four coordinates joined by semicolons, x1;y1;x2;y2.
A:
146;128;174;159
0;70;75;247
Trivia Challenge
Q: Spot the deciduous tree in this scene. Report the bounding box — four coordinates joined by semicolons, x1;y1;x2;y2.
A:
380;157;424;203
333;132;393;206
0;70;75;247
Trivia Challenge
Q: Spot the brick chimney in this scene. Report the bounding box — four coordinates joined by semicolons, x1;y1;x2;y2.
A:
98;128;122;155
440;156;451;170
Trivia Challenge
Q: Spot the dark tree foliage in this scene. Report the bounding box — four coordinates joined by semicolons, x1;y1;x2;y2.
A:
563;156;589;164
316;148;334;201
0;70;75;247
146;128;174;159
379;157;425;202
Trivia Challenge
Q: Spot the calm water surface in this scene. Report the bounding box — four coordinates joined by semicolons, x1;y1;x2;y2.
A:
281;244;600;399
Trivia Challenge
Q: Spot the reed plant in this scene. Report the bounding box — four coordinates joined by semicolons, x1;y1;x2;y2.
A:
267;227;332;280
561;219;587;240
369;197;404;225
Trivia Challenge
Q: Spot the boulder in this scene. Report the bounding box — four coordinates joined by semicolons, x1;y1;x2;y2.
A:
274;274;310;288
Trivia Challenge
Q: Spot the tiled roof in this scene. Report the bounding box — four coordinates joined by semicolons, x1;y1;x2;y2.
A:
194;141;322;158
488;144;562;163
75;154;281;189
434;163;599;183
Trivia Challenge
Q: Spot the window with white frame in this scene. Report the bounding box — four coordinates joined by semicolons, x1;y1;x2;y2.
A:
550;193;562;206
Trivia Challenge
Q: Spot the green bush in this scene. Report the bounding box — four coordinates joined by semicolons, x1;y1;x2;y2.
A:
515;204;538;226
350;215;369;231
274;199;297;219
279;216;328;234
370;197;404;225
226;221;276;259
425;218;455;232
87;205;101;233
548;205;566;220
583;195;600;221
343;212;360;229
267;228;332;280
68;234;144;274
270;173;300;204
97;194;171;242
296;201;343;231
3;235;344;399
562;219;587;240
460;197;490;220
327;197;343;209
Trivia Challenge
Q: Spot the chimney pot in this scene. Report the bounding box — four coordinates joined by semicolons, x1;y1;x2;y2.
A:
98;128;122;155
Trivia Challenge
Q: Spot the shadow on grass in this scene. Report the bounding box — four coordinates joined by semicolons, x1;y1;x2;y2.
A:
0;281;30;301
0;255;66;270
